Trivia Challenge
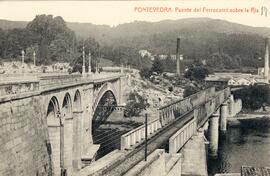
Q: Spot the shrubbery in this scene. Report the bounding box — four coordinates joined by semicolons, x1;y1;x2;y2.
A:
124;91;149;117
234;85;270;110
184;65;210;81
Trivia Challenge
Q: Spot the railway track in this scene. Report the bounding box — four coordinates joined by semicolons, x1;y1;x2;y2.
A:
90;110;195;176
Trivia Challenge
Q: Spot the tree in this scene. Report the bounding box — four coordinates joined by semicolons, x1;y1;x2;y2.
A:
124;92;149;117
139;67;152;79
151;57;164;74
162;55;176;73
26;14;76;64
184;65;209;80
234;85;270;110
70;37;101;73
2;28;37;59
0;28;6;58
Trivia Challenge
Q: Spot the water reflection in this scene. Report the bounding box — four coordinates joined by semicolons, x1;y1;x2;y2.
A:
208;119;270;175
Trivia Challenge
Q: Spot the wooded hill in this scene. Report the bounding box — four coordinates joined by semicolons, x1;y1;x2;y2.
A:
0;17;268;71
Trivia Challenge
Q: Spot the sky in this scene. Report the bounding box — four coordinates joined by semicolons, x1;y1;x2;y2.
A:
1;1;270;27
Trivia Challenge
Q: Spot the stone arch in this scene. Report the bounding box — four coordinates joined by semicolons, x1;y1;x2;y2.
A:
47;96;60;126
92;90;117;129
92;82;118;114
46;96;61;176
74;90;81;111
62;93;72;119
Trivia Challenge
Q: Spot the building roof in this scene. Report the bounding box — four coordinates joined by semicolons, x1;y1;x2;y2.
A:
241;166;270;176
230;77;254;82
205;77;231;82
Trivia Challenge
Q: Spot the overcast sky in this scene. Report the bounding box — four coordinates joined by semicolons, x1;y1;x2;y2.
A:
0;1;270;27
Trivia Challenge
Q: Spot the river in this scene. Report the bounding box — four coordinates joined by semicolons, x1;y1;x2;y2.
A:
208;119;270;175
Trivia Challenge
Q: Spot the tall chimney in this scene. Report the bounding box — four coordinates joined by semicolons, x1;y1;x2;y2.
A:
82;46;86;76
264;38;269;79
176;38;181;76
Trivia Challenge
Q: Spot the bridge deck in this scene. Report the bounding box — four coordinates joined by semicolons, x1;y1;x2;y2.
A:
90;110;194;176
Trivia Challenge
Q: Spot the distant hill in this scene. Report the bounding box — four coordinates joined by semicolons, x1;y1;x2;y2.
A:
0;19;27;30
1;17;269;68
2;17;270;41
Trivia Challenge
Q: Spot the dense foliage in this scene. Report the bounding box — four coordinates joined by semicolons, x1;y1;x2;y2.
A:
0;15;77;64
139;67;152;79
0;16;267;72
234;85;270;110
124;92;149;117
151;57;164;74
184;65;210;80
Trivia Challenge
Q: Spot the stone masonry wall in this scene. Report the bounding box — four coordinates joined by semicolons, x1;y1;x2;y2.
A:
0;95;51;176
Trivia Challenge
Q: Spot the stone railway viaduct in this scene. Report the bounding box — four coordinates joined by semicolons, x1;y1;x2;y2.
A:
0;73;128;176
0;72;242;176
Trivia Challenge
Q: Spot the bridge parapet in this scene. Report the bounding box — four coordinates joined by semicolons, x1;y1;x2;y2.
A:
158;87;216;126
0;80;39;97
197;87;230;127
0;72;126;99
120;118;162;150
39;74;83;90
169;114;197;154
215;88;230;108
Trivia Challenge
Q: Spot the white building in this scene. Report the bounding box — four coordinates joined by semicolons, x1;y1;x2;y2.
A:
139;50;152;58
228;78;256;86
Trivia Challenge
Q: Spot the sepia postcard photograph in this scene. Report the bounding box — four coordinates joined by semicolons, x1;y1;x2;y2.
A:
0;1;270;176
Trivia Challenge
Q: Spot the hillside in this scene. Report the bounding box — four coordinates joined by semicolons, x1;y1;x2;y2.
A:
0;17;269;69
2;18;270;41
0;19;27;30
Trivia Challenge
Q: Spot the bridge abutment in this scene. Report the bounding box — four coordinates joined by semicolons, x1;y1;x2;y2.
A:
208;110;220;157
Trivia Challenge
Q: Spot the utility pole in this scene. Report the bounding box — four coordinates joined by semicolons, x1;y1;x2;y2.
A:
88;50;92;73
21;50;25;73
264;38;269;81
145;113;148;161
176;38;181;76
82;46;86;76
33;51;36;66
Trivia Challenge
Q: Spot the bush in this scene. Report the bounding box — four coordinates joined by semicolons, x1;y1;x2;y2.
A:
234;85;270;110
124;92;149;117
184;65;209;81
139;67;152;79
151;58;164;74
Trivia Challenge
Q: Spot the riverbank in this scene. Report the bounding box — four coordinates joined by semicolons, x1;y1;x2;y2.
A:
227;112;270;127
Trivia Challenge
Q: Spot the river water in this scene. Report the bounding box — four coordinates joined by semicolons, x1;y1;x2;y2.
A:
208;119;270;175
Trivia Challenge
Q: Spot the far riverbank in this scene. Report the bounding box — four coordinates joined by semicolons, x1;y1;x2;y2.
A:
228;112;270;127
